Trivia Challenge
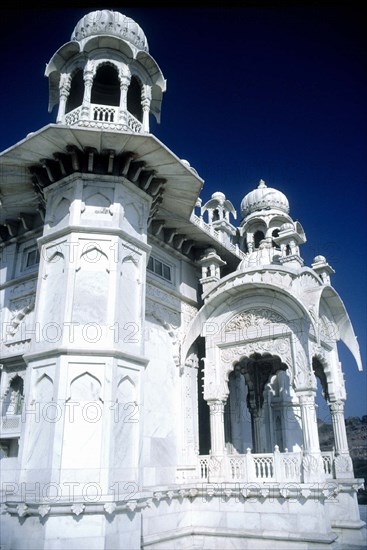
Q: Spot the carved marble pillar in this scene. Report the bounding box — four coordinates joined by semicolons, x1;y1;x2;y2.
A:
329;400;348;453
298;392;324;481
81;69;94;119
329;400;354;478
141;85;151;132
208;399;225;456
119;74;130;123
298;392;320;452
251;408;262;453
181;355;199;463
57;74;71;123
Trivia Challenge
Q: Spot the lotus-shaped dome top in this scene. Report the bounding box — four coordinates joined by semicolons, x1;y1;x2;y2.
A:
241;179;289;219
71;10;149;52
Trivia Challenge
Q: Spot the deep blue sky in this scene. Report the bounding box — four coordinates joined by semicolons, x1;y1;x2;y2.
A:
1;6;366;418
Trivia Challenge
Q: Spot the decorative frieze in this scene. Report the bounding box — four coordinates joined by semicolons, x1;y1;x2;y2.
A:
146;282;181;310
225;308;286;332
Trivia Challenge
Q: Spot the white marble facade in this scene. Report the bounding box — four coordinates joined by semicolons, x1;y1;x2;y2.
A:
0;9;366;550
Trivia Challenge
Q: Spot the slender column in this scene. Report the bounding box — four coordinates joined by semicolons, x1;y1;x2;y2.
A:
141;85;151;132
298;392;321;453
57;74;71;123
329;400;354;478
81;69;94;119
298;391;324;481
119;75;130;123
251;409;262;453
208;399;225;456
329;400;349;454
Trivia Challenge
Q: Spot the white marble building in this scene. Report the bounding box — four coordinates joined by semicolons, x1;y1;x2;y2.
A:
0;9;366;550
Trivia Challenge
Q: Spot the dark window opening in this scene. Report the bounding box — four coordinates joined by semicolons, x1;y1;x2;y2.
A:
127;76;142;122
147;256;172;282
91;65;120;107
254;230;265;249
25;247;40;268
0;438;19;458
197;337;210;454
66;69;84;113
272;229;280;248
212;209;220;222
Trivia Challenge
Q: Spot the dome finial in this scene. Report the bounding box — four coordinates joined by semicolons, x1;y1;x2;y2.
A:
258;179;267;189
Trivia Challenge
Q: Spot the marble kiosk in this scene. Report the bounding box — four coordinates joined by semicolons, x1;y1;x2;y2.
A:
0;9;366;550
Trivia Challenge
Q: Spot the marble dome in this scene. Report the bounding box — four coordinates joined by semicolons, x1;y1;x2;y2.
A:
241;179;289;218
71;10;149;52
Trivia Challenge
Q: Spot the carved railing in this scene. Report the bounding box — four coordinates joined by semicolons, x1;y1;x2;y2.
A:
177;449;337;483
92;105;118;123
0;414;21;437
322;451;334;478
190;214;245;259
126;112;143;133
64;105;82;125
63;104;143;133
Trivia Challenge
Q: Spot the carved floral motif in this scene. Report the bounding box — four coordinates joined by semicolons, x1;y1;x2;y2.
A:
334;454;353;474
225;308;286;332
302;454;323;474
38;504;51;518
104;502;117;514
146;283;180;310
221;337;291;369
7;296;35;337
71;503;85;516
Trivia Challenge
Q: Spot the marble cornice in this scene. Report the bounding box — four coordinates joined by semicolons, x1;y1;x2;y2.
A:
3;480;363;519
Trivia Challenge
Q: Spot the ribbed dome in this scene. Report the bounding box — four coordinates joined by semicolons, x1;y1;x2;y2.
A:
71;10;149;52
241;179;289;218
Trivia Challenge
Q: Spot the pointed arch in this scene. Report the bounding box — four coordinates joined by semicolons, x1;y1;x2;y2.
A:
35;374;54;403
80;245;108;262
116;375;136;404
84;191;111;209
47;250;64;264
69;371;101;401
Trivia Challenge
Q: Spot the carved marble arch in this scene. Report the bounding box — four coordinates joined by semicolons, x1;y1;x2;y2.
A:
224;352;290;454
2;371;26;396
35;374;54;403
312;352;334;402
116;376;136;403
83;190;111;209
68;372;102;402
221;338;293;386
79;246;109;272
231;353;288;402
2;374;24;416
91;62;120;107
